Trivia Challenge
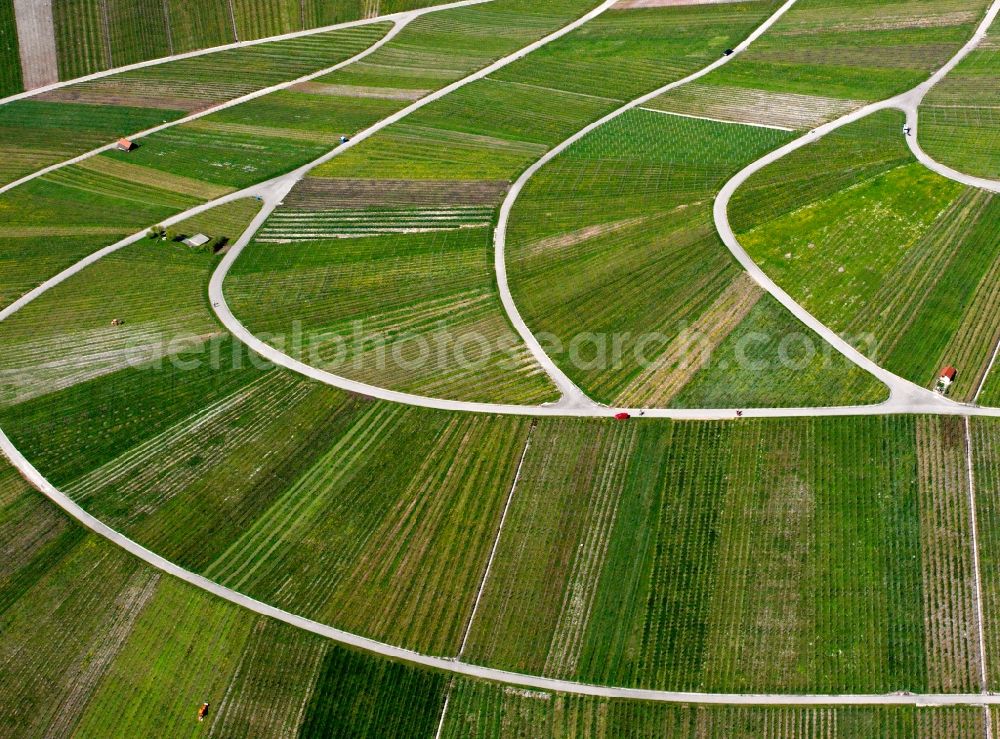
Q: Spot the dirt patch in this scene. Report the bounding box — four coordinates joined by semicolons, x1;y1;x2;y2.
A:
13;0;59;89
36;85;209;112
523;217;647;258
287;178;510;209
292;81;428;101
614;273;763;406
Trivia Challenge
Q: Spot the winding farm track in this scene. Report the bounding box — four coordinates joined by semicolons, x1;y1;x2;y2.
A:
0;0;494;197
5;0;1000;710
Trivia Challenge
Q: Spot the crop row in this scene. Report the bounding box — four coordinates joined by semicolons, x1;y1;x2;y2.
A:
258;205;495;239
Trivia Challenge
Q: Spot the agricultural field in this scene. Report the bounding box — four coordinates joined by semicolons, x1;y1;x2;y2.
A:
649;0;993;130
3;0;1000;732
971;417;1000;690
44;0;440;82
0;22;393;187
920;17;1000;179
733;110;1000;399
0;0;19;95
227;227;560;404
506;108;886;406
462;416;960;694
0;455;453;737
441;681;987;738
253;0;794;403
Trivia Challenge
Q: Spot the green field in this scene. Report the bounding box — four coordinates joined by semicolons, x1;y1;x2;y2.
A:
0;23;393;188
649;0;993;130
734;110;1000;399
971;418;1000;690
507;108;885;407
464;415;974;693
228;227;560;404
0;0;20;96
441;680;986;737
0;455;452;737
920;18;1000;179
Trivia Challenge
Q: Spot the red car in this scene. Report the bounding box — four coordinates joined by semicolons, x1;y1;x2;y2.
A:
614;412;631;420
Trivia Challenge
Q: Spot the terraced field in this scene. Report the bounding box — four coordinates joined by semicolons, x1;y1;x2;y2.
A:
507;108;887;406
0;22;394;187
230;0;791;402
649;0;993;130
733;110;1000;399
920;15;1000;179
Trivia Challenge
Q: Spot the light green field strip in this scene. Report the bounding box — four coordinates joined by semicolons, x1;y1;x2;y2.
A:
920;18;1000;180
972;418;1000;691
227;228;561;405
648;0;993;129
507;108;886;407
733;109;1000;400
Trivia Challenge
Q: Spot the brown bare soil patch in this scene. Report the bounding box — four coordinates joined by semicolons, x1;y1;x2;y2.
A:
292;82;428;100
13;0;59;89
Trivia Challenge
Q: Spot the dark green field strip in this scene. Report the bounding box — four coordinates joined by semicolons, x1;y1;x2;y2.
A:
921;22;1000;179
734;110;1000;398
442;680;986;737
229;228;560;404
649;0;993;130
106;0;171;67
0;0;20;96
232;0;303;39
507;108;883;406
465;417;942;693
53;0;111;79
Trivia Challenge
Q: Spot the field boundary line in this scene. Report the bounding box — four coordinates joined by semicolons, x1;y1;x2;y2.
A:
638;105;794;131
492;0;800;408
9;421;1000;705
0;0;491;104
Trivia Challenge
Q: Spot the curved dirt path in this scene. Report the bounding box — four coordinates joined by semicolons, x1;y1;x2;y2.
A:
0;0;487;104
